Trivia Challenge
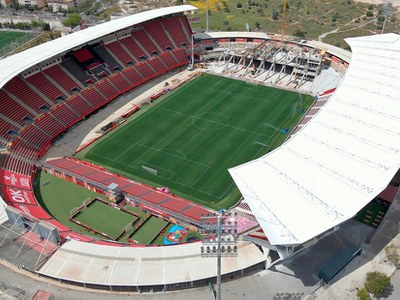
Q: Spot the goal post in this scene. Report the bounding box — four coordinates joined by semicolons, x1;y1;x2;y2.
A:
142;165;158;176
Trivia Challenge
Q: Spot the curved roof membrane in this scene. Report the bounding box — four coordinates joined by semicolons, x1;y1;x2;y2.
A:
0;5;197;89
230;33;400;246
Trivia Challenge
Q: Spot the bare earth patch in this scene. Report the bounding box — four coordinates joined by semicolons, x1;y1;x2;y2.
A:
355;0;400;7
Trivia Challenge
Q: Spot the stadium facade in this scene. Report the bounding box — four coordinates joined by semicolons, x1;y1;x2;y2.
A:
0;3;398;291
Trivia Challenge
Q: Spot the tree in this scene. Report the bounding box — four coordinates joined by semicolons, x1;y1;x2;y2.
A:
272;9;279;20
366;11;373;17
364;271;391;297
293;27;306;38
63;13;82;28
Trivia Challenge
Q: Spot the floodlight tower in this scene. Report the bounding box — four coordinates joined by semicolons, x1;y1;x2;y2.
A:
381;0;392;34
200;211;237;300
281;0;287;43
206;0;209;32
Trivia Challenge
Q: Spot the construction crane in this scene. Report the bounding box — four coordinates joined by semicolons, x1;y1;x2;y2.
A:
281;0;287;43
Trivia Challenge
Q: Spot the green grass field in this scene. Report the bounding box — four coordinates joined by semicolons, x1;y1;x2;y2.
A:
77;74;314;209
129;216;167;244
0;31;31;52
73;200;136;240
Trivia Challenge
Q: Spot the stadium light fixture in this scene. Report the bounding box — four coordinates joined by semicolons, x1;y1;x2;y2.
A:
200;211;237;300
206;0;209;32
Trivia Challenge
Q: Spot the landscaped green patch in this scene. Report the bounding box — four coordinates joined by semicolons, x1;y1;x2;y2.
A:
72;199;136;240
34;171;173;245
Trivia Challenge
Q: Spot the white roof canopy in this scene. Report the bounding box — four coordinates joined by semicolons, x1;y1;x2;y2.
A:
230;33;400;246
0;5;197;89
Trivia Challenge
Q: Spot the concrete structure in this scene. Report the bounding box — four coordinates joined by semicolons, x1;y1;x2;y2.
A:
17;0;45;9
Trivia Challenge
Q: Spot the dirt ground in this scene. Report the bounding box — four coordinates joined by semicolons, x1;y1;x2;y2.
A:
355;0;400;7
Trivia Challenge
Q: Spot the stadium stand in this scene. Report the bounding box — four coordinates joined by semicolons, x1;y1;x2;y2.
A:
60;58;95;86
132;28;160;55
143;20;173;51
0;89;35;126
10;138;40;159
34;114;65;138
67;94;93;116
0;119;19;141
95;79;120;100
172;48;189;64
0;8;196;253
120;35;148;61
92;44;122;70
80;86;107;108
141;191;170;204
50;104;79;127
1;154;33;175
43;64;82;94
162;16;191;47
108;72;131;93
4;77;51;113
159;51;178;68
44;157;212;224
18;125;50;149
135;61;156;81
25;72;66;103
88;63;111;80
105;41;136;66
147;56;167;74
122;66;144;87
160;197;189;213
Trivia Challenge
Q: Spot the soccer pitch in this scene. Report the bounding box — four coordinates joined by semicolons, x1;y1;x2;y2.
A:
77;74;314;209
0;31;32;52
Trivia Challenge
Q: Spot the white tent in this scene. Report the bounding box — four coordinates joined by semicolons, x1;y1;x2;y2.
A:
230;33;400;246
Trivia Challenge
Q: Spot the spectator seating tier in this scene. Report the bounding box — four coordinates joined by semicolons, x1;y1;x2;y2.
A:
134;62;155;81
0;119;19;141
147;57;166;75
122;67;144;87
25;72;66;102
60;58;95;86
106;41;135;67
0;90;35;126
159;52;178;69
162;16;191;47
108;73;132;94
4;77;52;113
67;95;93;117
120;36;148;60
43;64;81;94
172;48;189;64
34;113;65;138
95;79;120;101
143;20;173;51
132;29;159;55
93;45;122;70
51;104;80;128
81;87;107;108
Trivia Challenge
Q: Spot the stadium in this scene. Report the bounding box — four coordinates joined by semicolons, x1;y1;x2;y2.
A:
0;3;399;298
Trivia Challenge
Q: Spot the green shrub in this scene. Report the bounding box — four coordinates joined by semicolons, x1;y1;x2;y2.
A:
357;288;370;300
365;271;391;297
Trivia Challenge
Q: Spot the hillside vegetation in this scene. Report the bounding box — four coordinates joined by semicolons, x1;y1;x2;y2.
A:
188;0;399;48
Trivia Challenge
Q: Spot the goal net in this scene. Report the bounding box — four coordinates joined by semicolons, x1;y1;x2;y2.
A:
142;165;158;176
